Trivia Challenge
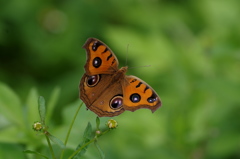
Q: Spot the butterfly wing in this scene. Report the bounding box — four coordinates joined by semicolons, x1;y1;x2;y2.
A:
122;75;161;112
80;73;125;117
80;37;161;117
83;38;119;75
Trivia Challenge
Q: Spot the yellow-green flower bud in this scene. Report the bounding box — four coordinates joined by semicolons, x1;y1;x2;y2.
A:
107;119;118;129
32;121;43;131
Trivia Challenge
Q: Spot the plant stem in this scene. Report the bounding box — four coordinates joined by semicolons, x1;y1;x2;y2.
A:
99;129;110;136
68;137;96;159
68;129;110;159
60;102;83;159
45;132;56;159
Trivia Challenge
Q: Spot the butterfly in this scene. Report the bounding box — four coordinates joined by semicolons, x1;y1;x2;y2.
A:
79;38;161;117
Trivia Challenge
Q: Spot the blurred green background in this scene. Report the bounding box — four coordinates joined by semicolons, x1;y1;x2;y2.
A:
1;0;240;158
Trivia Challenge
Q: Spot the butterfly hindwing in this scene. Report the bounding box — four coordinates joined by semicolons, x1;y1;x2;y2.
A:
80;73;125;117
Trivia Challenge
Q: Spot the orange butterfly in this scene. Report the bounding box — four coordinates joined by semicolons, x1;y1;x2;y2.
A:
79;38;161;117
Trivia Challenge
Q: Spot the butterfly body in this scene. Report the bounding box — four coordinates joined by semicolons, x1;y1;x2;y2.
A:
79;38;161;117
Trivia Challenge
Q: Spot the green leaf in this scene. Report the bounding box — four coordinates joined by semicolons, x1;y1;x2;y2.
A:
48;133;66;149
83;122;93;140
96;117;100;130
23;150;48;159
26;88;39;125
94;141;105;159
38;96;46;124
0;82;24;127
45;87;60;123
74;122;93;158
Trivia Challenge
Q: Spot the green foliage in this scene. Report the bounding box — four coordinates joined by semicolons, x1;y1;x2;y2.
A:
74;122;93;158
0;83;60;158
23;150;48;159
17;94;112;158
38;96;46;124
94;141;105;159
1;0;240;159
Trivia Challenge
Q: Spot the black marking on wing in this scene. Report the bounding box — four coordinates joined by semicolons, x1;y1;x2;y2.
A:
102;47;108;53
144;86;149;93
130;93;141;103
107;53;112;61
147;92;158;103
111;59;116;65
136;82;142;88
130;79;137;83
92;41;103;51
92;57;102;68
